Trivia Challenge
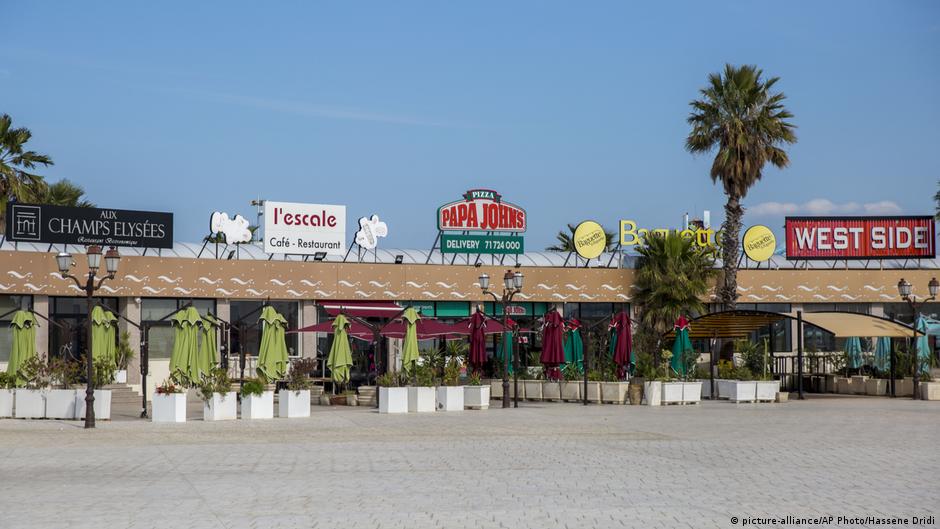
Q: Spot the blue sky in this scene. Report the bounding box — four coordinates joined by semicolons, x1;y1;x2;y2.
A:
2;1;938;250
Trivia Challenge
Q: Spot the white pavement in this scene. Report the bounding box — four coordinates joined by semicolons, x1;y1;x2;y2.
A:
0;396;938;529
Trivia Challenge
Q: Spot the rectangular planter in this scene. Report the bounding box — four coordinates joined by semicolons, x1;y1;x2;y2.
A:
643;381;662;406
717;380;758;402
850;375;868;395
242;391;274;419
559;381;581;402
585;381;601;403
378;387;408;414
835;377;852;394
920;382;940;400
464;385;490;410
865;378;887;396
755;380;780;402
278;390;310;418
681;381;702;404
435;386;464;411
825;375;839;393
46;389;79;419
0;389;13;418
600;382;629;404
541;381;561;402
357;386;376;407
523;380;542;401
661;382;684;404
75;390;112;420
408;386;436;413
152;393;187;422
203;392;237;421
699;379;714;399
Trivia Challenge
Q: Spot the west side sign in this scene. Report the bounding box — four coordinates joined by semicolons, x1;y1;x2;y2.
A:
785;216;935;260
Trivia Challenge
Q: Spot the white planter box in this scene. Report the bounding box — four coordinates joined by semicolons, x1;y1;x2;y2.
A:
488;379;502;399
865;379;887;396
379;387;408;414
560;381;581;401
242;391;274;419
661;382;684;404
436;386;464;411
46;389;79;419
835;377;852;394
585;381;601;403
681;381;702;404
717;380;758;402
920;382;940;401
699;379;714;399
14;389;45;418
203;392;237;421
75;390;112;420
278;390;310;418
755;380;780;402
408;386;436;413
464;386;490;410
643;381;662;406
850;375;868;395
894;378;913;397
152;392;187;423
115;370;128;384
0;389;12;418
541;381;561;402
600;382;629;404
523;380;542;401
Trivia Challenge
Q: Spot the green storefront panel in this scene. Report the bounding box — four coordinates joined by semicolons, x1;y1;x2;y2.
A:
435;301;470;317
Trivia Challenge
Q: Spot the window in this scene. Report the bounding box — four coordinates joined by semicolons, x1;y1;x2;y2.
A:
141;298;217;359
230;301;298;357
736;303;792;351
0;296;33;363
49;297;118;361
883;302;940;325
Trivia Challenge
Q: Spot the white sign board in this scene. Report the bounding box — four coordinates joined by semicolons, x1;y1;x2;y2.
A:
354;214;388;250
263;201;346;255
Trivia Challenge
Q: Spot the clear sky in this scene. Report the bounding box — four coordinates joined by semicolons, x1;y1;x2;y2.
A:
2;1;938;250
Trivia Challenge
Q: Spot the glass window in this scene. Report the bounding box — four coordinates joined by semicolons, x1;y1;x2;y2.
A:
230;301;299;357
49;297;118;362
141;298;218;360
883;302;940;324
0;296;33;363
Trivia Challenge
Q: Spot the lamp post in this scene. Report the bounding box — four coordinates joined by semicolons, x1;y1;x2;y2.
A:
479;269;524;409
56;246;121;428
897;277;938;401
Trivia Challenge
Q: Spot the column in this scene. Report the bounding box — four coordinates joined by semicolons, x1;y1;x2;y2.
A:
34;296;49;360
120;297;142;385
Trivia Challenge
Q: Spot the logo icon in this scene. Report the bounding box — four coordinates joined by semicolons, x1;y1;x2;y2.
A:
10;205;41;241
743;225;776;262
573;221;607;259
355;215;388;250
209;212;253;244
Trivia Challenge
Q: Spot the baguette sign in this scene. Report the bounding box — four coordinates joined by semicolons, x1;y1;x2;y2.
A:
437;189;526;232
785;216;935;260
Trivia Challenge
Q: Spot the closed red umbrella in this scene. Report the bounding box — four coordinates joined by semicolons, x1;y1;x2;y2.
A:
610;310;633;379
468;310;488;371
540;309;565;380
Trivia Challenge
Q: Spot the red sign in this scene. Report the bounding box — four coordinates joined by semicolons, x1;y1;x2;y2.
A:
785;216;936;260
437;189;526;232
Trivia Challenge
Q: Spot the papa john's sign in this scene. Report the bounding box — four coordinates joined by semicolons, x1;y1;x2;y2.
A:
785;216;935;260
437;189;526;232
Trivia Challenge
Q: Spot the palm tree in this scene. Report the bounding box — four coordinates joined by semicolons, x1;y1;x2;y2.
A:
0;114;53;230
546;223;616;252
39;179;94;207
686;65;796;309
633;232;716;337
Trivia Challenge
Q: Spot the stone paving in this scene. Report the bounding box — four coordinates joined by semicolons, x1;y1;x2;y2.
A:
0;395;938;529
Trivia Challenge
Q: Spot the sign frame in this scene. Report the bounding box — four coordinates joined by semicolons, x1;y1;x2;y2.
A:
784;215;936;261
5;203;174;249
263;200;347;256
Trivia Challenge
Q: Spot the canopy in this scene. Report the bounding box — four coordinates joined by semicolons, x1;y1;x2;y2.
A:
400;307;420;374
91;306;118;366
663;310;922;340
380;318;464;340
792;312;922;338
320;301;403;319
257;306;289;381
327;314;354;384
455;316;508;335
664;310;792;339
291;319;375;341
169;306;202;384
7;310;37;387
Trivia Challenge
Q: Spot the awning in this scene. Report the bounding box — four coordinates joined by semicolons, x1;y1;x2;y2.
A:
662;309;922;340
381;318;466;340
790;312;922;338
289;320;375;341
664;310;799;339
319;301;404;319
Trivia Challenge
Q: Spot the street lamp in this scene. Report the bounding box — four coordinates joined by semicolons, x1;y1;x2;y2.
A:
57;246;121;428
479;269;523;408
897;277;938;400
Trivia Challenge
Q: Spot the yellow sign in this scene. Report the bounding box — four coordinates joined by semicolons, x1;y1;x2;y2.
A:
743;225;776;262
619;220;717;248
573;221;607;259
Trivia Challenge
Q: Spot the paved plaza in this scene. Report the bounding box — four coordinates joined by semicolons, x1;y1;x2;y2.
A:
0;396;938;529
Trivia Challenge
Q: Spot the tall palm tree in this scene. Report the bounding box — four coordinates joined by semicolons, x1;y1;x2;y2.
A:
633;232;716;337
40;179;94;207
546;223;616;252
0;114;53;230
686;65;796;309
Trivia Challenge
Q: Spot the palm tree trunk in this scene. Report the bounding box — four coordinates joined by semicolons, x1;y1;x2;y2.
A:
719;196;743;309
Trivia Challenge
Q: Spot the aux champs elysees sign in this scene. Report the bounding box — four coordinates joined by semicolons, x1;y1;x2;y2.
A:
5;203;173;249
437;189;526;254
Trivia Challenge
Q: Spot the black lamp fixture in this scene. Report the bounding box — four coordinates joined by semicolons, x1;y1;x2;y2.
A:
896;277;938;400
313;251;327;261
479;269;524;409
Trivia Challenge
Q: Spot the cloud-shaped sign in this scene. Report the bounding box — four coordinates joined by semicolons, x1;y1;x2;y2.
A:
210;212;253;244
355;214;388;250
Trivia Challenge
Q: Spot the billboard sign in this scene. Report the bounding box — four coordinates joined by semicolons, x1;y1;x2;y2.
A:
785;216;935;260
437;189;526;233
5;203;173;248
263;201;346;255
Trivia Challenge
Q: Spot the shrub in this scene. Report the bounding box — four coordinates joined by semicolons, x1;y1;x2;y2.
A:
92;357;116;387
0;372;12;389
48;357;81;389
156;378;184;394
466;371;482;386
115;331;135;370
241;377;266;397
197;367;233;402
561;363;582;381
376;371;403;387
442;358;462;386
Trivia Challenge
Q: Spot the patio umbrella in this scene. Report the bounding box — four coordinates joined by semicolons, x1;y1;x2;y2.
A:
540;309;565;380
91;306;118;366
843;336;863;370
610;310;632;379
496;318;517;375
563;318;584;372
292;319;375;341
257;306;289;382
7;310;37;387
169;306;202;385
468;309;488;371
873;336;891;373
671;316;693;376
199;314;219;373
327;313;354;385
400;307;420;374
381;318;463;340
915;315;930;375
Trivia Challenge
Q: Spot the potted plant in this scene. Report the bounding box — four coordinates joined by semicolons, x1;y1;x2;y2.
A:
240;377;273;419
13;356;48;418
46;357;81;420
464;371;490;410
658;350;685;405
919;370;940;400
436;357;464;411
407;363;436;413
152;377;187;422
739;338;778;402
114;331;135;384
559;363;582;402
75;357;115;420
0;373;13;418
199;368;237;421
279;360;312;418
377;371;408;414
522;368;543;401
583;370;602;403
600;366;630;405
716;361;758;403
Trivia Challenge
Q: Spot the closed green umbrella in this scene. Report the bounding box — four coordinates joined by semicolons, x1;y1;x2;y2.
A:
497;331;514;375
400;307;420;374
915;315;930;375
169;307;202;385
91;306;118;366
7;310;37;387
563;321;584;372
199;314;219;374
671;316;693;376
873;336;891;373
327;314;354;385
844;337;863;370
257;306;289;382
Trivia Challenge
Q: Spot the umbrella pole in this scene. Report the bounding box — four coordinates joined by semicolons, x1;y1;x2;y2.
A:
582;329;588;406
797;311;804;400
513;331;519;408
